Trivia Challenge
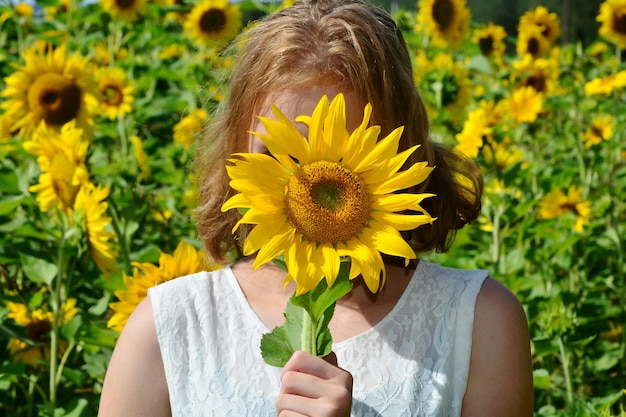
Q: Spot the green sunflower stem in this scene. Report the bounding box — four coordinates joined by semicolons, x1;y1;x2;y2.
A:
49;219;68;416
301;307;316;356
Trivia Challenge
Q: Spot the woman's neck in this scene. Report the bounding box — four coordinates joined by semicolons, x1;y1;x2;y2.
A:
233;256;417;309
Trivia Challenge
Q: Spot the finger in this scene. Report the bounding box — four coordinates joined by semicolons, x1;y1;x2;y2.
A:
282;351;339;380
280;368;328;398
277;409;308;417
277;391;349;417
277;392;322;415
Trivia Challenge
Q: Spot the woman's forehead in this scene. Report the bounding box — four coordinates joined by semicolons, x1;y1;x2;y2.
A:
248;86;365;154
253;87;364;130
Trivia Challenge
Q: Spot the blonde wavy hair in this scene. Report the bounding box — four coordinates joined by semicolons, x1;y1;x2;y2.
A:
195;0;482;263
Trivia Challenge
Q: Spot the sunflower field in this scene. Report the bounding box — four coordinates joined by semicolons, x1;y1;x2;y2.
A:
0;0;625;415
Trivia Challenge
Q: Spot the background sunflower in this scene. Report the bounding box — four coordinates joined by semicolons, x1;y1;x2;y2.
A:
99;0;148;22
96;67;135;120
597;0;626;49
0;45;98;138
183;0;242;47
416;0;471;48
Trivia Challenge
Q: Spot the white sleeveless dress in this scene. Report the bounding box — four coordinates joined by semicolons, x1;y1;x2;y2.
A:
149;260;488;417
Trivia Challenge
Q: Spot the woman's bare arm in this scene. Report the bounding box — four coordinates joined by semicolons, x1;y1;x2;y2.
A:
462;277;534;417
98;296;171;417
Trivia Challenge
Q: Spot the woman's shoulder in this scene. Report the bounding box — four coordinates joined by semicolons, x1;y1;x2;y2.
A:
147;266;234;329
415;260;489;302
419;259;489;282
462;276;534;416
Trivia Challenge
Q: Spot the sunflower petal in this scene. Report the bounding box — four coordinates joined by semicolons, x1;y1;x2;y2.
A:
319;244;340;287
353;126;404;172
244;222;287;255
325;94;349;160
221;193;251;212
253;225;294;268
372;163;434;195
371;193;436;212
362;224;416;260
372;211;436;231
361;145;418;185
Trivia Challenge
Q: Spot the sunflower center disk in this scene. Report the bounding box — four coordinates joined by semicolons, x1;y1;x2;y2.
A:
103;85;123;106
28;73;81;127
527;38;540;56
200;9;226;33
478;36;494;56
285;161;371;244
614;11;626;35
432;0;454;31
26;319;52;343
115;0;136;9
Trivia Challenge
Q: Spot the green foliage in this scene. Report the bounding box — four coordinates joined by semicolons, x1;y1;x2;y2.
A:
261;264;353;367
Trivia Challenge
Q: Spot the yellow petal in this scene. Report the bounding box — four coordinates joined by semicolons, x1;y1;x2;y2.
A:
319;244;340;287
372;211;435;231
371;193;435;212
361;224;416;260
221;193;251;212
252;225;294;268
353;126;404;172
361;145;418;185
344;244;384;292
306;95;329;162
244;222;288;255
324;94;349;161
372;163;433;195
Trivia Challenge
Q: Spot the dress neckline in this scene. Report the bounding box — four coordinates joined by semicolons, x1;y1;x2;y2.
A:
224;261;427;347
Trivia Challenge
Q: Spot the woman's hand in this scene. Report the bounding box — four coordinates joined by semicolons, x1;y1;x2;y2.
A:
276;351;353;417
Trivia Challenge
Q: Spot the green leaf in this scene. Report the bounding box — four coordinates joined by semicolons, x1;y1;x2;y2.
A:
62;315;83;341
19;253;58;286
0;195;23;216
88;294;111;316
260;264;353;367
260;304;302;367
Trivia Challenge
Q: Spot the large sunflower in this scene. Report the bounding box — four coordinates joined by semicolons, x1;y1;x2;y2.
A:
416;0;471;48
107;240;217;331
73;182;118;275
99;0;147;22
221;94;435;295
183;0;242;47
598;0;626;49
24;121;90;213
0;44;98;138
96;67;134;120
